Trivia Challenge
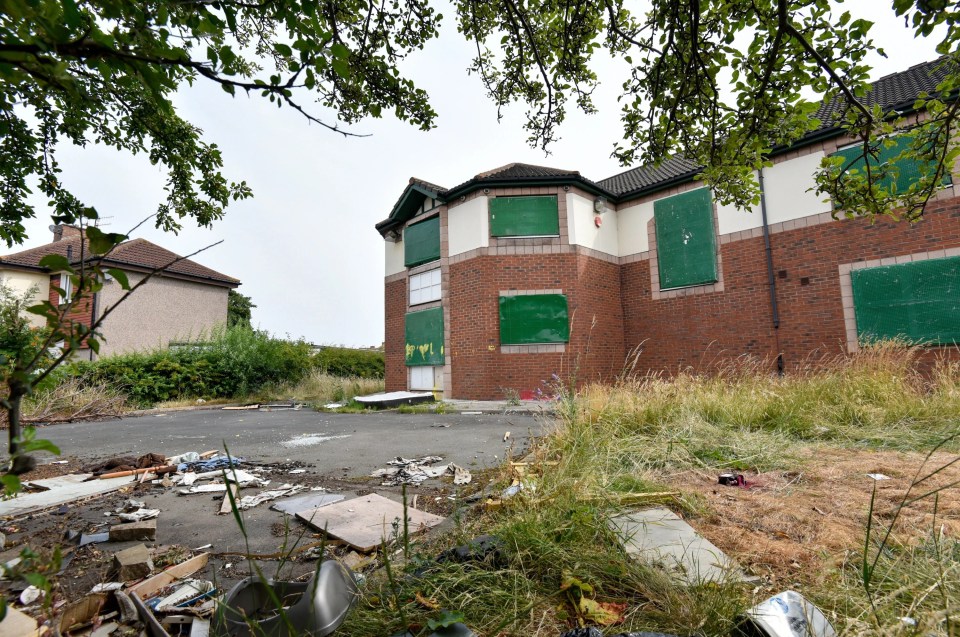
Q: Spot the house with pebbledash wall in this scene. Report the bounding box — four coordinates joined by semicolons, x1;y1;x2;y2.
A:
376;57;960;401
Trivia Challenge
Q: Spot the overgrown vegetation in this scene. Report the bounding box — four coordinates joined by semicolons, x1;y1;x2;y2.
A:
313;346;384;379
344;344;960;636
68;327;313;407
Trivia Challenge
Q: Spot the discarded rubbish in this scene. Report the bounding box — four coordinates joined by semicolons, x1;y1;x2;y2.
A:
0;474;131;518
148;579;216;612
503;431;510;442
866;473;891;481
19;585;43;605
353;391;434;408
236;484;304;510
270;492;345;515
119;508;161;522
372;456;469;486
113;543;154;581
177;454;245;473
737;590;837;637
296;493;445;553
608;507;746;585
219;560;359;637
437;535;506;568
392;623;477;637
289;469;307;474
222;404;260;411
558;630;678;637
90;582;124;593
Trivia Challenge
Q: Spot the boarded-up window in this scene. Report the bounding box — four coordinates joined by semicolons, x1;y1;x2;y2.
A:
499;294;569;345
405;307;444;366
654;188;717;289
404;216;440;267
852;256;960;345
489;196;560;237
832;134;953;195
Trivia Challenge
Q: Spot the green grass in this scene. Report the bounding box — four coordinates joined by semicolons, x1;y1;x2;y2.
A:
343;344;960;636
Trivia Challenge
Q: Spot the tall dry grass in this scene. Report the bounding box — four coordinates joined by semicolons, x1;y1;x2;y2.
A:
256;370;384;404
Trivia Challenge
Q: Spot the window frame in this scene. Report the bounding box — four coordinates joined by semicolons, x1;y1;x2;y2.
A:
409;268;441;306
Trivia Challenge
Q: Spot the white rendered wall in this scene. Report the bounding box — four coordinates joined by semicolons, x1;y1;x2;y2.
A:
0;271;50;328
566;193;619;256
716;178;761;235
385;240;405;276
617;200;655;256
763;151;832;224
448;196;489;257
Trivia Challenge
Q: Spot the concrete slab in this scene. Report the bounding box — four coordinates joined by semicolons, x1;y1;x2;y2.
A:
608;507;743;585
296;493;444;552
0;474;132;518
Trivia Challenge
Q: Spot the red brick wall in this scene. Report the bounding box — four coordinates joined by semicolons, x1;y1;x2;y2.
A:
384;277;407;392
48;274;94;350
446;253;625;400
622;203;960;375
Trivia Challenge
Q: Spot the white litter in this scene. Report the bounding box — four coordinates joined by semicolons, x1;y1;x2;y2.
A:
280;434;350;449
19;586;43;605
181;473;198;486
90;582;123;593
179;484;228;495
288;469;307;474
867;473;891;481
323;403;344;409
236;484;304;510
118;508;160;522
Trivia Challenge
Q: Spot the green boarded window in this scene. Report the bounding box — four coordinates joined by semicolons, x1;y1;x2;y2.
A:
405;307;444;366
499;294;569;345
404;216;440;267
654;188;717;289
851;256;960;346
832;134;953;196
489;196;560;237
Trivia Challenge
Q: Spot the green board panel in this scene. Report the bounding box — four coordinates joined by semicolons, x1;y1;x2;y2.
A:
489;196;560;237
654;188;717;289
405;307;444;366
499;294;569;345
832;133;953;195
851;256;960;345
404;216;440;267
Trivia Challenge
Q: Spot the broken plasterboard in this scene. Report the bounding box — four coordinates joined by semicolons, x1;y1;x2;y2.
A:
295;493;444;552
0;474;132;518
270;492;345;515
608;507;744;585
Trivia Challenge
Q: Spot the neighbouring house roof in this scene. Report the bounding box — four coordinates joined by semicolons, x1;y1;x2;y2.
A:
378;56;956;235
0;235;240;288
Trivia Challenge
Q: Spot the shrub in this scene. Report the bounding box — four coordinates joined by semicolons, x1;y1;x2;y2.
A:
313;346;384;379
69;327;314;407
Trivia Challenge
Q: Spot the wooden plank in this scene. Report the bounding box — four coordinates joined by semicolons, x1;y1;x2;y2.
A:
296;493;444;553
219;484;239;515
128;553;210;599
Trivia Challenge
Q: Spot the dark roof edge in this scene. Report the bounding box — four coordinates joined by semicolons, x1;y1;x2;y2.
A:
442;175;612;201
96;258;240;288
0;261;48;274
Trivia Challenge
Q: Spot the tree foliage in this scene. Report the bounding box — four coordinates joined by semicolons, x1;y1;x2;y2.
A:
458;0;960;220
228;290;256;329
0;0;442;246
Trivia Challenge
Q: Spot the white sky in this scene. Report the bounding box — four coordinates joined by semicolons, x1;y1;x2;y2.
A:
12;1;944;347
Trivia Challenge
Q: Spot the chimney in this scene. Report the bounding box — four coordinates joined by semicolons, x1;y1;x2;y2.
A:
51;224;84;243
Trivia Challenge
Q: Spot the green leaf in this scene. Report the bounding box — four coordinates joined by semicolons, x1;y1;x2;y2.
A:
1;474;21;497
426;610;465;630
330;43;350;59
38;255;72;272
60;0;82;28
86;226;127;255
107;269;130;289
332;58;351;79
275;43;292;57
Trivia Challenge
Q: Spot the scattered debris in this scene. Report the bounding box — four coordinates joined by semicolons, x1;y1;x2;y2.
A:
235;485;304;510
437;535;506;568
0;474;132;518
322;402;345;409
113;543;155;581
296;493;445;553
739;590;837;637
866;473;891;481
179;484;228;495
177;454;244;472
220;484;239;515
372;456;470;486
288;468;307;474
353;391;435;408
19;585;44;606
221;404;260;411
503;431;510;442
608;507;746;585
270;492;345;515
109;520;158;542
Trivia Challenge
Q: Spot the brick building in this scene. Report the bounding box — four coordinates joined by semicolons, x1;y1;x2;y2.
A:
376;58;960;400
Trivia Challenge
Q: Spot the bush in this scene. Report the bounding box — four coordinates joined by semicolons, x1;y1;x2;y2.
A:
69;327;314;407
312;346;384;379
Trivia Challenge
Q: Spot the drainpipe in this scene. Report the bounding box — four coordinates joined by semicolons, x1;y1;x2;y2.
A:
758;168;784;375
89;288;99;361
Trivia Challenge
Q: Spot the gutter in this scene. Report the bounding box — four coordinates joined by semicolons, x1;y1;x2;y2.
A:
758;168;784;375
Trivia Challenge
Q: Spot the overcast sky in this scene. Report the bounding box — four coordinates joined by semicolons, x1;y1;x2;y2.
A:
11;1;946;347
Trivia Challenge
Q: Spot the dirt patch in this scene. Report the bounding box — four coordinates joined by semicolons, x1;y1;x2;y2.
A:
666;448;960;589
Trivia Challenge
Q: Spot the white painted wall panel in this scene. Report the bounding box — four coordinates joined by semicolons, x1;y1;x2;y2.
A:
567;193;619;256
764;152;832;224
385;239;406;276
716;177;762;235
448;196;489;257
617;200;655;256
